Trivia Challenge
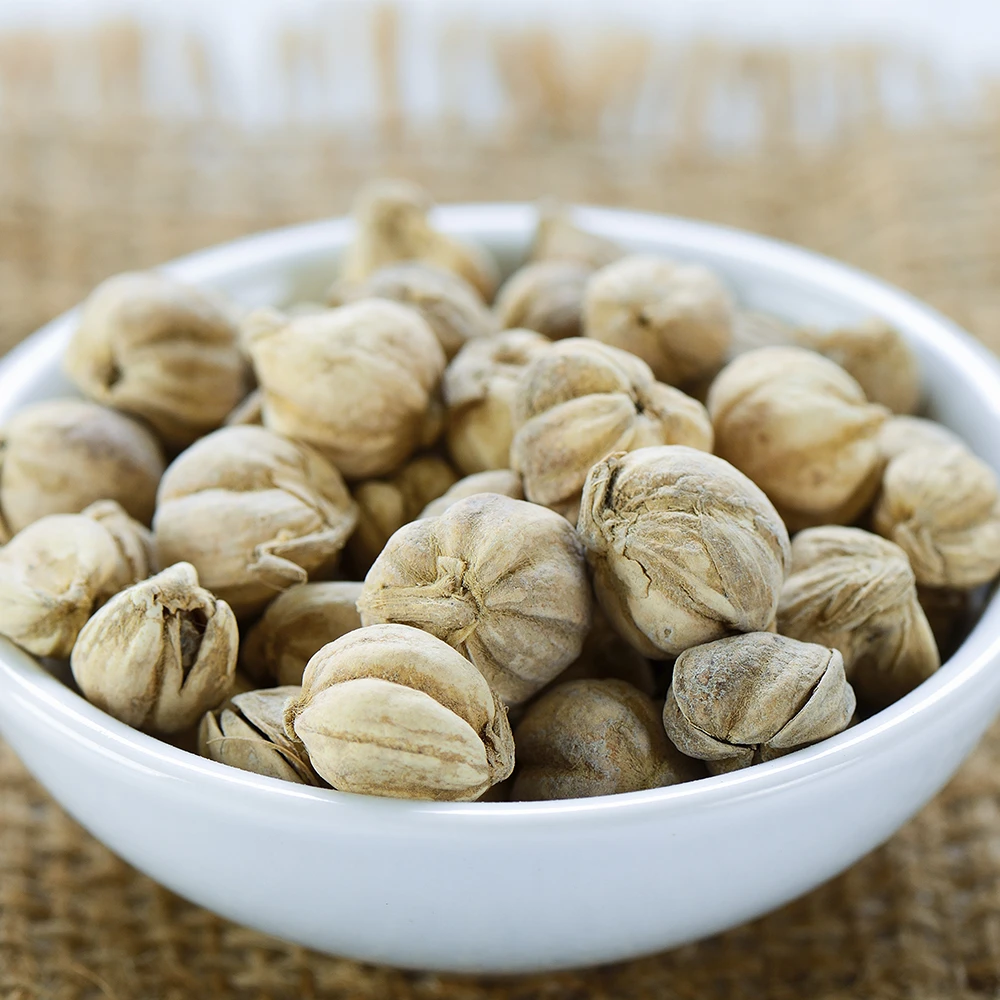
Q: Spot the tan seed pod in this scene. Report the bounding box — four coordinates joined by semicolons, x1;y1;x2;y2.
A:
347;454;459;574
707;346;889;531
663;633;856;775
339;179;499;300
285;623;514;800
510;338;713;520
873;444;1000;589
530;200;624;270
358;493;591;704
246;300;447;479
327;262;496;360
577;446;791;659
493;260;592;341
877;415;964;463
241;581;363;687
63;271;247;450
512;679;703;801
443;328;551;475
798;318;921;415
777;526;939;708
71;562;237;734
154;425;358;618
0;500;153;658
0;399;164;541
584;255;733;387
418;469;523;520
199;686;323;785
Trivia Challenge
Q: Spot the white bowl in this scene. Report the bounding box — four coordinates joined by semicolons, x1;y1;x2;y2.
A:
1;205;999;975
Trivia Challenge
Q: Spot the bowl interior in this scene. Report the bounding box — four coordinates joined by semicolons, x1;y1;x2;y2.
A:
2;203;1000;813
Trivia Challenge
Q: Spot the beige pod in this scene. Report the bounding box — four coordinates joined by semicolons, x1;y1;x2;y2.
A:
873;443;1000;589
358;492;592;704
509;338;713;520
241;581;364;687
339;179;499;300
443;328;551;475
199;686;323;785
284;624;514;800
493;260;593;341
0;500;153;658
798;317;921;415
529;199;624;270
877;415;964;463
707;346;889;530
777;526;939;709
663;633;856;775
346;454;459;574
0;399;165;540
71;562;237;735
583;255;734;387
153;425;358;618
328;262;496;360
63;271;247;450
576;446;791;659
512;679;704;801
246;300;447;479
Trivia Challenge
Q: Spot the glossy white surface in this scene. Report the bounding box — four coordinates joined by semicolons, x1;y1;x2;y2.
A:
1;206;999;974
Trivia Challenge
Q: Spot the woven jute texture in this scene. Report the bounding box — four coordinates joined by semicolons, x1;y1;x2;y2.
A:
4;16;1000;999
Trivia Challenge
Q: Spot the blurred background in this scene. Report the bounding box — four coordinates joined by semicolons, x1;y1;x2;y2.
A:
4;2;1000;998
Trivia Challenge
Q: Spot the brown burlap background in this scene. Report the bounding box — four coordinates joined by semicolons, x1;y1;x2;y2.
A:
4;14;1000;999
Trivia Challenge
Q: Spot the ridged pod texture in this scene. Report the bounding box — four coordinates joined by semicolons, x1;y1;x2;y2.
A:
285;624;514;800
358;493;591;704
577;446;790;659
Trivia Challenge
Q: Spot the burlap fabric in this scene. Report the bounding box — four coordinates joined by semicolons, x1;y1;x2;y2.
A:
3;15;1000;999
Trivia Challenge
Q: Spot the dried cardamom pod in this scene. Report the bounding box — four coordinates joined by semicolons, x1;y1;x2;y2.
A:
154;425;358;618
339;179;499;300
418;469;523;520
242;582;363;687
443;328;551;475
199;686;322;785
358;493;591;704
798;318;921;415
584;255;733;387
878;415;963;463
328;262;496;359
777;526;939;708
578;446;791;659
71;562;237;734
512;679;703;801
285;623;514;800
63;271;247;449
494;260;592;341
708;347;889;530
347;454;458;574
0;500;153;658
246;300;447;479
0;399;164;540
510;338;713;519
529;200;623;270
873;444;1000;588
663;633;856;774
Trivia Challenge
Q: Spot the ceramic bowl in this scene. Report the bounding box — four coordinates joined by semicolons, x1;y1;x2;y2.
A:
0;205;999;975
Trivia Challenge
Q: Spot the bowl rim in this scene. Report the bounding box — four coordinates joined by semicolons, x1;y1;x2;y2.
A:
3;201;1000;824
